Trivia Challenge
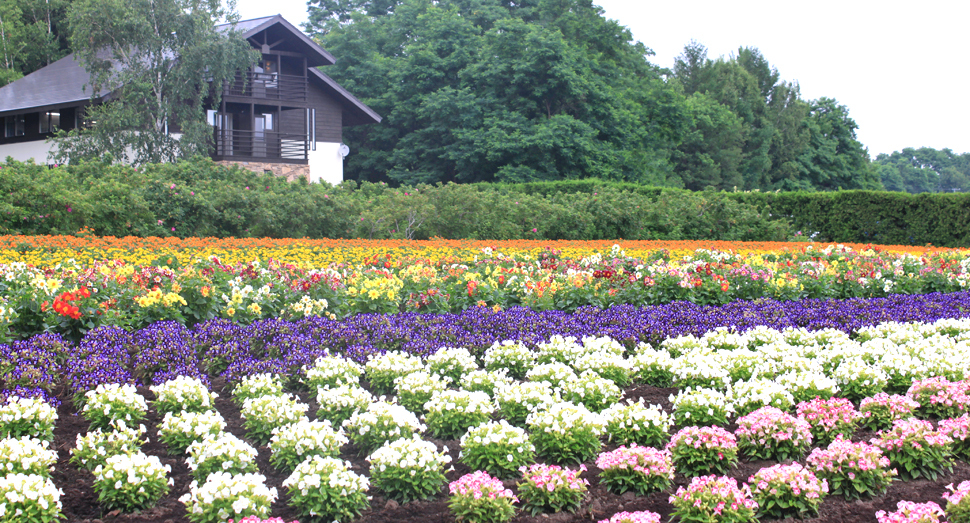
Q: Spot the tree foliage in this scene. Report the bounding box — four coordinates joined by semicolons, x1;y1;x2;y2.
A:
0;0;72;85
874;147;970;194
51;0;257;165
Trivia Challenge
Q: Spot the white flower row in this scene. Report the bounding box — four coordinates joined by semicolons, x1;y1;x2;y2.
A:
0;397;57;441
150;376;218;414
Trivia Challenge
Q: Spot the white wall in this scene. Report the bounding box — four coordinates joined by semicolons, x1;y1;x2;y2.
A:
308;141;344;186
0;140;56;164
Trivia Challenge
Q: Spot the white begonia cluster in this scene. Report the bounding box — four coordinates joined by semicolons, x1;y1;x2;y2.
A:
282;455;368;502
774;370;840;403
701;326;747;351
493;381;558;425
460;420;534;456
81;383;148;429
0;437;56;477
670;350;731;390
630;346;675;386
315;384;375;425
366;435;452;475
459;419;535;477
425;347;479;382
342;401;426;450
179;471;277;522
670;387;733;424
150;376;218;414
560;370;622;412
93;451;172;509
158;411;227;453
240;393;309;428
525;362;577;389
394;371;450;414
71;422;147;471
580;335;627;357
364;351;426;393
185;433;258;480
831;357;888;400
0;396;57;441
526;401;605;438
304;354;363;389
535;335;588;365
728;378;796;415
231;373;284;404
572;351;633;386
483;340;535;378
423;389;495;438
715;348;762;382
601;399;673;447
269;419;348;470
659;334;705;357
461;368;514;397
0;473;63;520
876;350;931;391
744;325;786;347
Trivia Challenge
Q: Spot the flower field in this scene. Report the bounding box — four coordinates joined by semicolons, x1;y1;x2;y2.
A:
2;238;970;523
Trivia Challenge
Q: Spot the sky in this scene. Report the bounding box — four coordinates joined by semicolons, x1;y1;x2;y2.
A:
234;0;970;158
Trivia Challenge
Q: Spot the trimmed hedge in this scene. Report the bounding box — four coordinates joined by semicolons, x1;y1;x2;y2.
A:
0;158;967;245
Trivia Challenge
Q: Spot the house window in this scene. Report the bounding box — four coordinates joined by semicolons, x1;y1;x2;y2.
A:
4;115;24;137
39;111;60;134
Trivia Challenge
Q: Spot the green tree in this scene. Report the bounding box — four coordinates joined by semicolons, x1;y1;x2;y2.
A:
796;97;879;190
52;0;257;165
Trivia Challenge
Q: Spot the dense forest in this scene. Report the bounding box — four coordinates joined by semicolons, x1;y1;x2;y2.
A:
0;0;965;194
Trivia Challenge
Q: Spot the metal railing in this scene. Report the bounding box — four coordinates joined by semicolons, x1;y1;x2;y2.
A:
213;129;308;161
223;72;308;102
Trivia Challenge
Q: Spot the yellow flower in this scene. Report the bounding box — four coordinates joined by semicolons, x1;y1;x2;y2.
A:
248;303;262;316
226;307;235;317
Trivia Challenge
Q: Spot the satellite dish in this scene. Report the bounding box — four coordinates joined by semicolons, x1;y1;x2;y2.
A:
338;144;350;158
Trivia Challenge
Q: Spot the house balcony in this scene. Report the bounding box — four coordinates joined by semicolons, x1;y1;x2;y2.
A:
223;72;308;102
212;129;308;163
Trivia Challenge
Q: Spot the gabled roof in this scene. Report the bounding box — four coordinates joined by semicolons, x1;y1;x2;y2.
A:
310;68;382;125
0;54;102;116
231;15;336;67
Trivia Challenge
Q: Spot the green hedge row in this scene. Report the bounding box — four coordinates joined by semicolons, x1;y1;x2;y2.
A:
1;158;967;245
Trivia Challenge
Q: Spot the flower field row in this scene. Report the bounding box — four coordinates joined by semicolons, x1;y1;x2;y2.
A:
1;241;970;341
6;315;970;523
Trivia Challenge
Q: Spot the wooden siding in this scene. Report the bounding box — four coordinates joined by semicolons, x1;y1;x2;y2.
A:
308;82;342;143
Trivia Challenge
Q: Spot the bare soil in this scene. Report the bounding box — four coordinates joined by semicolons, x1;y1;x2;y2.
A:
53;381;970;523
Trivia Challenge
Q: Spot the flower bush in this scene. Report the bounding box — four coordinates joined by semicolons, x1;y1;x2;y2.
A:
516;463;587;516
483;340;535;380
92;451;172;513
573;351;633;387
493;381;557;427
367;436;451;503
157;410;226;454
283;456;370;523
364;351;425;395
185;433;259;481
240;393;309;445
81;383;148;431
0;437;56;478
796;397;859;445
525;362;577;389
0;473;63;523
907;377;969;419
448;471;518;523
860;393;921;431
601;400;672;448
748;463;828;519
727;378;794;416
394;371;449;414
423;390;494;440
149;376;217;415
597;511;661;523
630;346;674;387
0;396;56;441
939;414;970;460
535;335;587;365
666;425;738;477
231;373;284;405
342;401;426;454
832;358;888;401
179;472;277;523
527;401;604;465
461;369;513;398
735;406;812;461
70;422;147;471
876;501;947;523
668;475;758;523
315;384;374;427
806;437;896;500
427;347;479;384
560;371;622;412
304;354;363;390
670;387;732;427
775;370;840;404
944;480;970;523
269;419;348;472
871;418;954;480
459;420;535;479
595;444;674;496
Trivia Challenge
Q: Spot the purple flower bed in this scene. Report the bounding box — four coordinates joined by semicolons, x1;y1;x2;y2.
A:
4;291;970;397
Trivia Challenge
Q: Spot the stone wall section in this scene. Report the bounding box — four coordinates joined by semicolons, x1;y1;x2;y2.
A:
216;160;311;182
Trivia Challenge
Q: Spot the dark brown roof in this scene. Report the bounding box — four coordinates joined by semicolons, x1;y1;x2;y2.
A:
309;68;382;125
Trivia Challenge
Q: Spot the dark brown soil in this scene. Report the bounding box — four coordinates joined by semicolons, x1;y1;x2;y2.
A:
52;381;970;523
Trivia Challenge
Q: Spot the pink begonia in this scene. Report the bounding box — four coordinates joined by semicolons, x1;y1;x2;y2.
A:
597;510;662;523
748;463;828;501
944;480;970;506
907;377;970;417
669;475;758;513
667;425;737;453
871;418;952;454
519;463;588;494
735;406;812;450
797;397;859;433
806;437;892;476
449;471;517;503
875;500;947;523
595;445;674;480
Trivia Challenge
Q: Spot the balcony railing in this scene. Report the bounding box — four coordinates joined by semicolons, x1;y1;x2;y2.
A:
213;129;308;162
223;72;308;102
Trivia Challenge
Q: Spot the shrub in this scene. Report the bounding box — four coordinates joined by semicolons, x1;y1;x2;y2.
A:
269;419;348;473
527;402;604;465
748;463;828;519
666;425;738;477
367;436;450;503
93;451;171;513
601;400;672;448
516;463;587;516
806;437;896;500
342;401;425;454
595;445;674;496
157;411;226;454
448;471;518;523
179;472;277;523
735;406;812;461
871;418;953;481
796;397;859;445
668;475;758;523
283;456;370;523
459;420;535;479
